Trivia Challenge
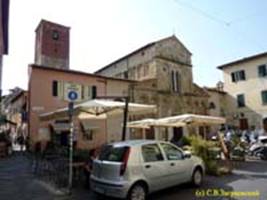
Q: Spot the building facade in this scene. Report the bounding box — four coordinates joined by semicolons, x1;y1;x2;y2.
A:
218;52;267;132
28;65;131;150
95;36;210;139
28;20;135;150
1;87;27;136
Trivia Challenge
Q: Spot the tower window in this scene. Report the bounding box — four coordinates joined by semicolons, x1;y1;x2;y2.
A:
52;30;60;40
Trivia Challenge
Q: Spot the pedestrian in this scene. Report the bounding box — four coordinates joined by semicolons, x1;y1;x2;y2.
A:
84;149;96;189
243;130;251;144
16;134;25;152
25;136;30;153
225;128;232;142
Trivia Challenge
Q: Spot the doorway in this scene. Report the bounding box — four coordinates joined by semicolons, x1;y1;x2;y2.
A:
239;118;249;130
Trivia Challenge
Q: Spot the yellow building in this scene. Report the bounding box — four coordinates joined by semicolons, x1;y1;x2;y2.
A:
218;52;267;132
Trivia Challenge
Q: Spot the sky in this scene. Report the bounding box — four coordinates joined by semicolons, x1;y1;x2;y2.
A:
2;0;267;94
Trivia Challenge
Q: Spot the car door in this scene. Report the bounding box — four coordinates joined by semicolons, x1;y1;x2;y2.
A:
160;142;191;185
141;143;170;191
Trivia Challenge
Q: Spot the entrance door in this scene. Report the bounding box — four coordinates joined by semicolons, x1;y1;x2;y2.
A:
239;118;249;130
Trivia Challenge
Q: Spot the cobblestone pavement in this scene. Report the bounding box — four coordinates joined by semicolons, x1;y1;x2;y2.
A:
1;154;267;200
0;153;93;200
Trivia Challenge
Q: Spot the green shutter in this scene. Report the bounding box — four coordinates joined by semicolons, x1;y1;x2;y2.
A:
262;91;267;104
237;94;245;107
258;65;267;77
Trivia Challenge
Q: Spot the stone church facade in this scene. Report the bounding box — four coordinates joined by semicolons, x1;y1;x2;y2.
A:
95;36;209;118
95;36;210;139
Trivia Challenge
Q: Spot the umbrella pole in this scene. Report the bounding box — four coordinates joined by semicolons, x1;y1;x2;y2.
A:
121;97;129;141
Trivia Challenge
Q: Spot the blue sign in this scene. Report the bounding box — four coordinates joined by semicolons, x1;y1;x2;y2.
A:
68;91;78;101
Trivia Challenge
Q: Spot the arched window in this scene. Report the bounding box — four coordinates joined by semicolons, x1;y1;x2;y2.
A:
171;70;181;93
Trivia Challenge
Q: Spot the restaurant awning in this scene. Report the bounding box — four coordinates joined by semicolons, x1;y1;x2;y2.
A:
39;99;156;121
156;114;226;126
127;119;157;129
127;114;226;128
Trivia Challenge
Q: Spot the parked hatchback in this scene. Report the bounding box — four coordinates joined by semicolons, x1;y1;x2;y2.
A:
90;140;205;200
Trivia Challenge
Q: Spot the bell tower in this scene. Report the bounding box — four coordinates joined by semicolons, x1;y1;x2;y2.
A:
34;19;70;70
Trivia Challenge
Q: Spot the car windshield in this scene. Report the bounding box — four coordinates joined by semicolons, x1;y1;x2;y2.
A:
98;145;128;162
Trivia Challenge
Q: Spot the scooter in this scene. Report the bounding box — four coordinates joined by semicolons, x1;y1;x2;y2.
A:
248;136;267;159
259;147;267;160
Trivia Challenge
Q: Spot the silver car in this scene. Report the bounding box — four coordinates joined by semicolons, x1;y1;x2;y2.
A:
90;140;205;200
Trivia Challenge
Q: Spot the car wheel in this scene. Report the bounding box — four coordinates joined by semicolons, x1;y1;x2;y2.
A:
127;183;147;200
192;168;203;187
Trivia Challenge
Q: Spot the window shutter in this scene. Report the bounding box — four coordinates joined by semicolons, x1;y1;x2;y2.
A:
261;91;267;104
258;65;267;77
92;86;97;99
240;70;246;80
57;81;64;99
231;73;236;82
87;86;92;99
52;81;58;96
237;94;245;107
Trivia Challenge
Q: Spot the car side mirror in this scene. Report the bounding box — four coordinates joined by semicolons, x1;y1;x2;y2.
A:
183;151;191;159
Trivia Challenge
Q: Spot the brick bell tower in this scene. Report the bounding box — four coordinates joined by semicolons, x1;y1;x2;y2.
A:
34;19;70;70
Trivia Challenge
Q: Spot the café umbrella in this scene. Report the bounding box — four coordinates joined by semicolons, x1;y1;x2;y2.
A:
155;114;226;127
39;99;156;121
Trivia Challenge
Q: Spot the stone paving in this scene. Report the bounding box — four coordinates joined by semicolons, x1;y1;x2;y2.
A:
1;153;267;200
0;153;94;200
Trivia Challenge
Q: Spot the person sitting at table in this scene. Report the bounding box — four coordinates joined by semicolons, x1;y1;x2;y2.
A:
84;149;96;189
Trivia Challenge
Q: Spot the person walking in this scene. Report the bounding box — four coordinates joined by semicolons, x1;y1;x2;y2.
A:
16;134;25;152
84;149;96;189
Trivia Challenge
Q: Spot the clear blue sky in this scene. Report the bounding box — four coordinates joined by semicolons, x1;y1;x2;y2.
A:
3;0;267;94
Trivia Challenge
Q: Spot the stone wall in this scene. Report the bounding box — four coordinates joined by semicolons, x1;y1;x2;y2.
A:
96;45;156;79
